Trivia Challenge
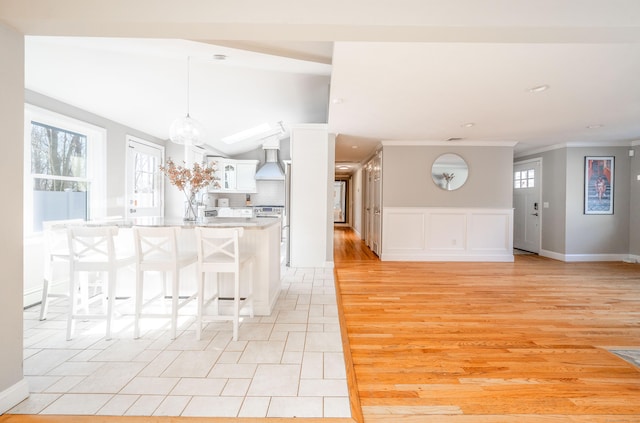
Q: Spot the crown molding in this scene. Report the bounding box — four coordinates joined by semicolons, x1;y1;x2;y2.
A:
381;140;517;148
516;140;636;158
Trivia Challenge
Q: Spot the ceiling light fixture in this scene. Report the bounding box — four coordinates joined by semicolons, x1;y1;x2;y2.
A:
587;124;604;129
169;56;205;146
528;84;549;93
461;122;475;128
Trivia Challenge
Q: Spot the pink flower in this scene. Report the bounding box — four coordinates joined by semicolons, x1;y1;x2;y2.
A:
159;158;220;194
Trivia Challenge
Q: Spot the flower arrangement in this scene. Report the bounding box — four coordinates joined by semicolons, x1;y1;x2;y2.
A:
442;172;455;183
159;158;220;219
442;172;455;190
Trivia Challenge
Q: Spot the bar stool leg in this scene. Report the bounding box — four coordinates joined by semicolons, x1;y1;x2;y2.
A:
134;268;144;339
171;267;179;340
39;278;51;321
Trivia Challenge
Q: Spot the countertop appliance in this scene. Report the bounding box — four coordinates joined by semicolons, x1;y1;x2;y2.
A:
253;205;284;218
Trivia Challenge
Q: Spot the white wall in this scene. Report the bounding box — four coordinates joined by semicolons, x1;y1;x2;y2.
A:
289;124;332;267
0;23;29;412
382;207;514;262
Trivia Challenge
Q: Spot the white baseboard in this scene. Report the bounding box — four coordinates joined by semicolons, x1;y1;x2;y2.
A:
540;250;631;262
0;378;29;414
539;249;566;261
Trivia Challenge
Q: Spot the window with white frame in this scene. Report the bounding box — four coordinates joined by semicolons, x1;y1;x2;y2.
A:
24;105;106;234
514;169;535;189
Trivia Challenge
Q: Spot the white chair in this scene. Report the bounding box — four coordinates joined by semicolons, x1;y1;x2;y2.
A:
39;219;84;320
66;225;135;340
194;227;255;341
132;226;197;339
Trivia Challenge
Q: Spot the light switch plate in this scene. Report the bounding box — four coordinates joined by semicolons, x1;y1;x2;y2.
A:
543;202;549;208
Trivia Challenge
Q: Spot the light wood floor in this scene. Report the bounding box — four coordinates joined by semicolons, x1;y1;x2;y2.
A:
334;226;640;422
4;227;640;423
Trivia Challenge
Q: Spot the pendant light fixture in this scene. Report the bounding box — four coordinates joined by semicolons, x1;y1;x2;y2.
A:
169;56;205;146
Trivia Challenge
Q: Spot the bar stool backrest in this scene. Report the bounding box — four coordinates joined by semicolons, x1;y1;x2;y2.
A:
133;226;182;270
67;226;119;269
195;227;245;273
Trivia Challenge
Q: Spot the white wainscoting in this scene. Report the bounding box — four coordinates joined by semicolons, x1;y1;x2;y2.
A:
382;207;514;262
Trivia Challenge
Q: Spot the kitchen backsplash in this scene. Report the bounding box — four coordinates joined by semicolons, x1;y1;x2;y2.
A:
204;180;285;208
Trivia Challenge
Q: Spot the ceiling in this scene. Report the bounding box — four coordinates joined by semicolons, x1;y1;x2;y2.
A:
3;0;640;175
24;37;333;157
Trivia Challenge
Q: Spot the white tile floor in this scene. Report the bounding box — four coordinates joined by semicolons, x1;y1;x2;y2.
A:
11;266;351;418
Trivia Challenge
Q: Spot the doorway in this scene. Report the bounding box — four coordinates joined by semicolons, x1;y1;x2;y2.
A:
513;159;542;254
333;180;347;224
125;136;164;218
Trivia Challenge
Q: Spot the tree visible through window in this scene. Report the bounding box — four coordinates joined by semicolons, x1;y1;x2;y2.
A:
30;121;89;231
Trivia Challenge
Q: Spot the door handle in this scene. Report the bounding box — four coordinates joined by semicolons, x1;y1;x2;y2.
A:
531;212;539;216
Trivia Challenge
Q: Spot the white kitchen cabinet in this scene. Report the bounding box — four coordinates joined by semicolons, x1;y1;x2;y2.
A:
236;161;257;192
207;157;257;193
222;162;236;190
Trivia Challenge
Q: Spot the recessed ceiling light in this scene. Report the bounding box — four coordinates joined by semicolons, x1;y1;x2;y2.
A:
351;145;359;149
587;124;604;129
528;84;549;93
338;165;350;170
461;122;475;128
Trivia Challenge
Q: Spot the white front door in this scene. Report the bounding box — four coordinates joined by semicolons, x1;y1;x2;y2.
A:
125;137;164;218
513;159;541;253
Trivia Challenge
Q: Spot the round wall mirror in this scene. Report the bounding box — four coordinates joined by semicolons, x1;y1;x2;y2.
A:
431;153;469;190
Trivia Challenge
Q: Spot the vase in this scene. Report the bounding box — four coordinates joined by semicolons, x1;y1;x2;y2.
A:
184;192;197;221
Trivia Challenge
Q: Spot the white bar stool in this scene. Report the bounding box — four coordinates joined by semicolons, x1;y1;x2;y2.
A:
194;227;255;341
66;225;135;340
39;219;84;320
132;226;197;339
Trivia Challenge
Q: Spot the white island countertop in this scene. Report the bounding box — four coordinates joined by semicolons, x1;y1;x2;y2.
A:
90;216;281;229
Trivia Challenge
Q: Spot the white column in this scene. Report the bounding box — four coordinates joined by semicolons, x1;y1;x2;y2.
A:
289;124;332;268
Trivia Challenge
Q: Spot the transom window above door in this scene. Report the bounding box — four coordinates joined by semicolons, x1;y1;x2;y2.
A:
514;169;535;189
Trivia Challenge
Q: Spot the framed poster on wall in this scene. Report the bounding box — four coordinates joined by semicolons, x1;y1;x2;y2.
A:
584;156;614;214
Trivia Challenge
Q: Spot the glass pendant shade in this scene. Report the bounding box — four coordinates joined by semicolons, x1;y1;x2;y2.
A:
170;56;205;146
169;113;205;146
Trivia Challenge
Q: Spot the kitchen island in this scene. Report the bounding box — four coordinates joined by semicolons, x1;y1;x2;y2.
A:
92;216;282;316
